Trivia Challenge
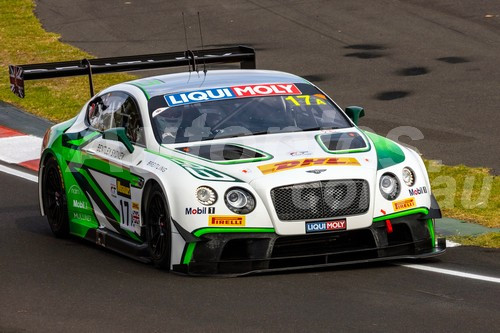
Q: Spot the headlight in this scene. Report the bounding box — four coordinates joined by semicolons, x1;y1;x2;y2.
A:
224;187;256;214
196;186;217;206
402;167;416;186
379;173;400;200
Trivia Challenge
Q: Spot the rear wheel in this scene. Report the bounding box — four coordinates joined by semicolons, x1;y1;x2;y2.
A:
145;183;171;269
42;156;69;238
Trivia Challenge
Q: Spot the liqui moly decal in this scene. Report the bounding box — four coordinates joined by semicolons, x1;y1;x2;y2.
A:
230;83;301;97
165;88;235;106
164;84;301;106
305;219;347;233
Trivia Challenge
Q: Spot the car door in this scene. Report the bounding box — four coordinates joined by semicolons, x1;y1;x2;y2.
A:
81;91;146;238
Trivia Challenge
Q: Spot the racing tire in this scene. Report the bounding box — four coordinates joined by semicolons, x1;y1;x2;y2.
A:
42;156;69;238
145;183;171;270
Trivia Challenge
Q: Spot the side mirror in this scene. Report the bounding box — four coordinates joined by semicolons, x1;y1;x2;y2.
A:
103;127;134;153
345;106;365;125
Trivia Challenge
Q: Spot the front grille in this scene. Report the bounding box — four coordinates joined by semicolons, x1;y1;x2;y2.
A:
271;179;369;221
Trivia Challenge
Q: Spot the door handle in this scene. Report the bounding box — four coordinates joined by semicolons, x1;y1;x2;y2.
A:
84;149;97;157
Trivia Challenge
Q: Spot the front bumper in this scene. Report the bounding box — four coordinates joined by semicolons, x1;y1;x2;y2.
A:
173;212;446;276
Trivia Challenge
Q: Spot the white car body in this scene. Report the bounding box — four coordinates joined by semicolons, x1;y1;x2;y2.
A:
37;68;444;275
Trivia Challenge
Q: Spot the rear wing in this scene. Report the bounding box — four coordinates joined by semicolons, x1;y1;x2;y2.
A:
8;45;256;98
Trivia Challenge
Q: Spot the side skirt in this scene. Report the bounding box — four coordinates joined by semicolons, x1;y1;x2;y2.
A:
84;228;151;264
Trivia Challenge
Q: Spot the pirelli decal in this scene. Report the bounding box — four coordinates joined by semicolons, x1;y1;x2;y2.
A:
257;157;360;175
209;215;246;227
392;197;416;211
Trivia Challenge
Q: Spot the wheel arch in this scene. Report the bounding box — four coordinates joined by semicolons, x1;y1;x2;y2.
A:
141;178;174;269
39;148;70;216
39;149;57;216
141;178;173;222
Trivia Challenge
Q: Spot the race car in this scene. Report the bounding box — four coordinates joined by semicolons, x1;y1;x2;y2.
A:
9;46;445;275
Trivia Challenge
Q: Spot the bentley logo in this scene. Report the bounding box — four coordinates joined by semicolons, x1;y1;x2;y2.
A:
306;169;327;174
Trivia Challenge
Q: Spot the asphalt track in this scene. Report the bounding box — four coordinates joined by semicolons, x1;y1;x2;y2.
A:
1;1;499;332
34;0;500;172
0;168;499;332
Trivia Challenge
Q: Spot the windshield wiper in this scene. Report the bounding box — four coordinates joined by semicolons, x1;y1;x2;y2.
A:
201;130;270;141
302;126;341;132
199;127;343;142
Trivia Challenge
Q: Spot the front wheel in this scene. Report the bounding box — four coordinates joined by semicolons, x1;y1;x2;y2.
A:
145;183;171;269
42;156;69;238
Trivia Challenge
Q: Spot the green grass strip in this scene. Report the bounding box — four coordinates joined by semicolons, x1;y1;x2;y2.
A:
425;160;499;228
0;0;135;122
450;232;500;249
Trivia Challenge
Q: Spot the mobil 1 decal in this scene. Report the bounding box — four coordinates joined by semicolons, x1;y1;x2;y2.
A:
185;207;215;215
164;83;301;106
409;186;427;196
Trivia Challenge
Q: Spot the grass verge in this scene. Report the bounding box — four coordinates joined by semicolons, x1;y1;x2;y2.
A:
0;1;498;246
425;160;499;228
0;0;134;122
450;232;500;249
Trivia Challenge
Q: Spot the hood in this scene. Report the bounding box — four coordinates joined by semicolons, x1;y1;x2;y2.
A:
161;127;379;184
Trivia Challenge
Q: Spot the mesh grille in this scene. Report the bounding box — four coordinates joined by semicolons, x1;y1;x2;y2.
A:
271;180;369;221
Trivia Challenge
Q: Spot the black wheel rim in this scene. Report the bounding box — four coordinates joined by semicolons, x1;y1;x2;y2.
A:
147;192;168;260
44;165;65;228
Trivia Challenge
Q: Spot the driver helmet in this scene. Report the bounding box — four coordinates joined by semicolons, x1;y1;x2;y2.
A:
158;108;183;129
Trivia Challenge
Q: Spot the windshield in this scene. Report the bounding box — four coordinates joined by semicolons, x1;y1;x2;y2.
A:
149;83;351;144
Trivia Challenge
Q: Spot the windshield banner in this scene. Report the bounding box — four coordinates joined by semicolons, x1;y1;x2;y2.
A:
164;83;301;106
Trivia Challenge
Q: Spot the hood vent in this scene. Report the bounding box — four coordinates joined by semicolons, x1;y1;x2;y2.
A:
318;132;368;153
176;144;268;162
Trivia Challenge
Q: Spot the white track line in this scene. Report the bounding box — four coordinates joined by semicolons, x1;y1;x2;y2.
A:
446;240;461;248
0;164;38;183
401;264;500;284
0;135;42;163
